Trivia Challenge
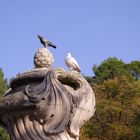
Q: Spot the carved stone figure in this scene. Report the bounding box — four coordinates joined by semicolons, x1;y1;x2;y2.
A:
0;68;95;140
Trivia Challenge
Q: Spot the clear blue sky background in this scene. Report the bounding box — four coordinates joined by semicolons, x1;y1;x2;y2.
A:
0;0;140;79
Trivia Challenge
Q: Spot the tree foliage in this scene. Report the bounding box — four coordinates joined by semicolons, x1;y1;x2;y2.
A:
126;61;140;80
92;57;134;83
81;58;140;140
0;68;7;97
0;127;9;140
0;68;9;140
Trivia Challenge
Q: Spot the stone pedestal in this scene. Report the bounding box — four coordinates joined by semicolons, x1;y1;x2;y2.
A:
0;68;95;140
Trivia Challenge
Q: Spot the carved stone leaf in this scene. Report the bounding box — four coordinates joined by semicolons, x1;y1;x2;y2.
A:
25;68;73;135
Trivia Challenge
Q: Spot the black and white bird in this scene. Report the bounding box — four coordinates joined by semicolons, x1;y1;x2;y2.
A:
65;53;81;72
37;35;57;49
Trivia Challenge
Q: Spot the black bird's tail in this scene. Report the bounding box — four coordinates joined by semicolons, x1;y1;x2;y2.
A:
48;41;57;49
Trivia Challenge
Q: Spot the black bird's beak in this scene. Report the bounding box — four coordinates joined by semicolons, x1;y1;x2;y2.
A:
48;41;57;49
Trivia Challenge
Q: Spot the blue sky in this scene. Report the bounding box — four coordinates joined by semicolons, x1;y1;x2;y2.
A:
0;0;140;79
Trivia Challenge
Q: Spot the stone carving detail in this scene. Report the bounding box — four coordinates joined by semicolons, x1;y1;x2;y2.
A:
0;68;95;140
34;35;57;69
34;48;54;68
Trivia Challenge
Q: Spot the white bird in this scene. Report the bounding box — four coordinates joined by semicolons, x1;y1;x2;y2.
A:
65;53;81;72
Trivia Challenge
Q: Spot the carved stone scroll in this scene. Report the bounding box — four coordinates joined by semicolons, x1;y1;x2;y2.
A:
0;68;95;140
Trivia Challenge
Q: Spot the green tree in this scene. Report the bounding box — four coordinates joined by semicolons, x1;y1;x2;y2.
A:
0;68;7;97
132;111;140;140
93;57;133;83
0;68;9;140
81;58;140;140
0;127;9;140
125;61;140;80
82;76;140;140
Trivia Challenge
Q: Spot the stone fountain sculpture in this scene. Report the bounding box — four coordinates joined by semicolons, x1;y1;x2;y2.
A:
0;35;96;140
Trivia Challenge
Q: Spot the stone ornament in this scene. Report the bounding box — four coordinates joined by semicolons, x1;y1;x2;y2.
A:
34;48;54;68
34;35;57;68
0;68;96;140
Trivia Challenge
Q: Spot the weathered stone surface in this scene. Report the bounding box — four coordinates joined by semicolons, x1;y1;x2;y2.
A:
34;48;54;68
0;68;95;140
